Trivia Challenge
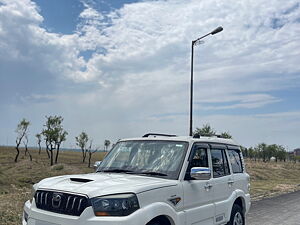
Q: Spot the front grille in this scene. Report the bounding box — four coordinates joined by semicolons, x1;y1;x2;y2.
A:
34;190;90;216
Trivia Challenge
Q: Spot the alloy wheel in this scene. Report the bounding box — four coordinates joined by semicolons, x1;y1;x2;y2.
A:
233;212;243;225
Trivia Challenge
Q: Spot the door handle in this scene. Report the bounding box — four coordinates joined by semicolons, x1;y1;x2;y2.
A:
228;180;234;185
204;183;213;190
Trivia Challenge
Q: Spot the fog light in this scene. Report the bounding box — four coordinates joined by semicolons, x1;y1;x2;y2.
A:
24;211;28;222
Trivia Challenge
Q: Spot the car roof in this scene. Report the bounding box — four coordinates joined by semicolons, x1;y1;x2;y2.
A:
120;135;240;147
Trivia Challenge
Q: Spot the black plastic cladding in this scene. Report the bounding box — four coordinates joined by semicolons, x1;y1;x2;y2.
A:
34;190;90;216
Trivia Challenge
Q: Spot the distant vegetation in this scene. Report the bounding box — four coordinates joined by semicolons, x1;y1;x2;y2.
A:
193;123;232;139
13;116;112;167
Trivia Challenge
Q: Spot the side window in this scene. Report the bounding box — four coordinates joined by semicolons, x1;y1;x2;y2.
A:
228;149;243;173
185;145;209;179
211;149;230;178
191;146;209;168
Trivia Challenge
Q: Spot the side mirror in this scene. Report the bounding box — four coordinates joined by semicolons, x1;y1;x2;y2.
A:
190;167;211;180
93;161;102;171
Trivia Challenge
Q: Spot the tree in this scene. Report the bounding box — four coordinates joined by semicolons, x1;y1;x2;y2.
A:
55;129;68;164
104;140;111;151
23;135;32;161
36;133;42;155
44;135;51;159
220;132;232;139
76;132;89;163
15;118;30;162
276;145;287;162
42;116;67;166
248;147;254;160
86;140;98;168
256;143;268;162
240;146;248;158
193;124;216;137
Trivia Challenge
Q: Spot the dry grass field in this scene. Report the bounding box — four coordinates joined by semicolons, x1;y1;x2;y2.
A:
0;146;299;225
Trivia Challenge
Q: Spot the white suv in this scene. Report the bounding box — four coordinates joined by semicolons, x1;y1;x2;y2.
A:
23;134;251;225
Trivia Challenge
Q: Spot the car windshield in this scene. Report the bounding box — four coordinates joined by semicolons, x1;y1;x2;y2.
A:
97;140;188;179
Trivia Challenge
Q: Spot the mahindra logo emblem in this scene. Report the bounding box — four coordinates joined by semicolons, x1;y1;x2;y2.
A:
52;193;62;208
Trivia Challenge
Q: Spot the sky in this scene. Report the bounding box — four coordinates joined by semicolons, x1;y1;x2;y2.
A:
0;0;300;150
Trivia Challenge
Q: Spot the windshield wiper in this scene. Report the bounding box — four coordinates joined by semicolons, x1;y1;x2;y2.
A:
136;171;168;176
100;169;133;173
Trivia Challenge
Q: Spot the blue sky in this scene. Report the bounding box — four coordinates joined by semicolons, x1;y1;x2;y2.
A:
0;0;300;150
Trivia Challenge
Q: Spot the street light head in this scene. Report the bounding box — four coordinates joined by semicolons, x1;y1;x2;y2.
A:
211;26;223;35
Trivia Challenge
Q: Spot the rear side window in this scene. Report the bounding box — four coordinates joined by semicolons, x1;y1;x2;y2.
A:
211;149;230;178
228;149;243;173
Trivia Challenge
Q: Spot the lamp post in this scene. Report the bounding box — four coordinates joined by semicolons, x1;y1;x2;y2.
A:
189;26;223;136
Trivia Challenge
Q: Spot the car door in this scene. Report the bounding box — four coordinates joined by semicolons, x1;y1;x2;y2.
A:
183;143;215;225
209;144;234;224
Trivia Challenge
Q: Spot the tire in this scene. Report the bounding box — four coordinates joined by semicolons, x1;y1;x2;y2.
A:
227;204;245;225
147;218;170;225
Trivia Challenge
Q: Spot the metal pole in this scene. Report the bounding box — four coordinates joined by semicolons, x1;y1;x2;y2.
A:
188;27;223;137
189;41;194;136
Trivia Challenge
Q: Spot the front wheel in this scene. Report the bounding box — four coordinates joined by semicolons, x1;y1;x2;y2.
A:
227;204;245;225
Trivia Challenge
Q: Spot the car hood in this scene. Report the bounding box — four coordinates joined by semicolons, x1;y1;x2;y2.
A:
36;173;178;198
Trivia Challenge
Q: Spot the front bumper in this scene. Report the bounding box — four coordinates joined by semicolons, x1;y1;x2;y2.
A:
245;193;251;215
23;200;146;225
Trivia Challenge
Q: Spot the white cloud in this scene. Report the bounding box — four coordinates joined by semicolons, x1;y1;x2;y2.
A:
197;94;281;110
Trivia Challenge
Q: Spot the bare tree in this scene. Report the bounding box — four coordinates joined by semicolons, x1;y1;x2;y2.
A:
23;135;32;161
86;140;98;168
15;118;30;162
36;133;42;155
75;132;89;163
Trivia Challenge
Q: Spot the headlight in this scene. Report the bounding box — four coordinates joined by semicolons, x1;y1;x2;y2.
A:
91;193;140;216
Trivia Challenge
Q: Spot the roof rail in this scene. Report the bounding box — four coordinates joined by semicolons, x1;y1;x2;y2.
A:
142;133;177;138
193;134;200;138
192;134;225;138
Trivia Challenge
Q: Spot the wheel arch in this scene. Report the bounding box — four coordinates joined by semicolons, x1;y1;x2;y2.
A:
225;192;247;223
233;196;246;214
146;215;175;225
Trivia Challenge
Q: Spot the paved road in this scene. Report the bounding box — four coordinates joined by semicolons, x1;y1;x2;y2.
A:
246;191;300;225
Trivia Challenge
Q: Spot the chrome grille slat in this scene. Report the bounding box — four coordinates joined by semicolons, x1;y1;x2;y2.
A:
36;192;40;204
45;193;48;205
66;196;71;209
35;190;89;216
71;197;77;210
78;198;83;211
40;192;44;205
